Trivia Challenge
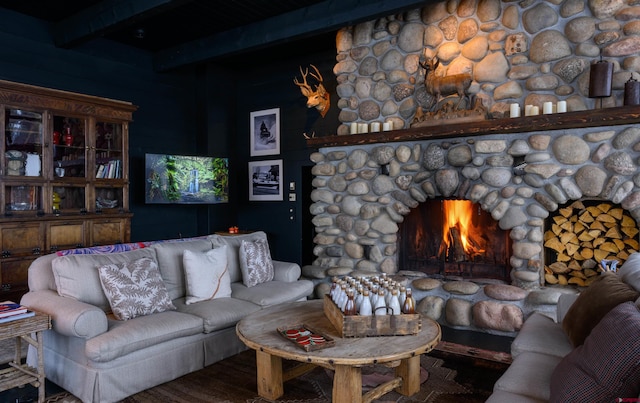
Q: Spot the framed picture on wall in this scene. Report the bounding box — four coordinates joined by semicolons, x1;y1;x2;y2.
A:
250;108;280;156
249;159;283;201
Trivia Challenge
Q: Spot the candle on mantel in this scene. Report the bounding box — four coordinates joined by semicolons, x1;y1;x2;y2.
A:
530;106;540;116
524;105;533;116
370;122;381;132
350;122;358;134
510;103;520;118
543;102;553;114
383;121;393;131
358;123;368;134
557;101;567;113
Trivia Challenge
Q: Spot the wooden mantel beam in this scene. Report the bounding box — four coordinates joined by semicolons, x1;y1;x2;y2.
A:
306;105;640;148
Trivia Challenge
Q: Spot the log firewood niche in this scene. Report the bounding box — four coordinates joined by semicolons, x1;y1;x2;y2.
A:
543;201;639;286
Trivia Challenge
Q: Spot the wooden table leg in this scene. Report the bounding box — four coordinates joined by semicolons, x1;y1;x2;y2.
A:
255;349;283;400
395;354;421;396
333;364;362;403
36;330;45;403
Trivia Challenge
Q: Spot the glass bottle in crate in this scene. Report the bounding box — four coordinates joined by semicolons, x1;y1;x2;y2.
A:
343;289;357;316
374;288;387;316
389;288;401;315
359;289;372;316
402;288;416;314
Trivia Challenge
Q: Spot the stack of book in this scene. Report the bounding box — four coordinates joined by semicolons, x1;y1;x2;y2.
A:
0;301;35;323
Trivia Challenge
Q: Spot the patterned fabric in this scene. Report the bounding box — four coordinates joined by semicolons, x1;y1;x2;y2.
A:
183;246;231;304
239;239;274;287
98;257;175;320
56;235;210;256
550;301;640;401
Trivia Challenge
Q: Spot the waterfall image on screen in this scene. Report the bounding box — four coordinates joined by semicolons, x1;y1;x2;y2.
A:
145;153;229;204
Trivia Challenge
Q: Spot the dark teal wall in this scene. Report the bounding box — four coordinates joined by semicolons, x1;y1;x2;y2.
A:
0;9;237;242
0;8;338;265
222;47;338;265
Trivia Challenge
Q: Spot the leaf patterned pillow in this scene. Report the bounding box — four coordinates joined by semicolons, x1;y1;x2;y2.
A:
239;239;274;287
98;257;176;320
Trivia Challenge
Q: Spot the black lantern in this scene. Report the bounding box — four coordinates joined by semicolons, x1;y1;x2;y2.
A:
589;59;613;108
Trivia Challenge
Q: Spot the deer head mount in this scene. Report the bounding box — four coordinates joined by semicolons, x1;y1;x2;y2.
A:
294;64;330;118
419;57;472;110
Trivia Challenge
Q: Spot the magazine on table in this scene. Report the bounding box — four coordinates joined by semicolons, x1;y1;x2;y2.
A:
0;311;35;323
0;301;34;323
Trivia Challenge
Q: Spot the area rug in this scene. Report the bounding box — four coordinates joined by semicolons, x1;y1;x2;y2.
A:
42;348;504;403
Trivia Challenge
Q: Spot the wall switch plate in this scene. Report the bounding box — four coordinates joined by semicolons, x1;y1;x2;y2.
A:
289;193;296;201
289;181;295;191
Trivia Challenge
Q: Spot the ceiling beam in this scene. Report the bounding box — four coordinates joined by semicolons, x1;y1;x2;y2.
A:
53;0;194;48
153;0;431;72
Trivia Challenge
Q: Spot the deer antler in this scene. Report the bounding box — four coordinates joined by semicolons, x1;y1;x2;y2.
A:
294;64;330;118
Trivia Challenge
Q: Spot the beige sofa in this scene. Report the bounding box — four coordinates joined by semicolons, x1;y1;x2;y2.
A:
21;231;313;403
487;254;640;402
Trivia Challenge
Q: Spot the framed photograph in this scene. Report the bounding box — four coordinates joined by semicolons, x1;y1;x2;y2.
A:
249;159;283;201
250;108;280;156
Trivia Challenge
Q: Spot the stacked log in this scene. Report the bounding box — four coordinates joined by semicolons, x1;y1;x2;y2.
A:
543;201;639;286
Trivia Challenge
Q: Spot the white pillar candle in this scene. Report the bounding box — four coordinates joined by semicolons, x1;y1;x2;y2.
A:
370;122;381;132
543;102;553;114
383;121;392;131
557;100;567;113
524;105;533;116
358;123;368;134
350;122;358;134
530;106;539;116
510;103;520;118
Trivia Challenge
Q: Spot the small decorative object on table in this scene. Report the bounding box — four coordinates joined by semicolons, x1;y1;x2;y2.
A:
277;324;335;351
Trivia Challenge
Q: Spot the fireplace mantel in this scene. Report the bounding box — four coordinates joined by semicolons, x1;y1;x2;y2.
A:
307;105;640;148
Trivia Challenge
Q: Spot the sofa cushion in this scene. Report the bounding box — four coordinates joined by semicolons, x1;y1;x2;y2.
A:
619;252;640;293
52;248;158;312
209;231;268;283
239;238;274;287
183;246;231;304
562;272;639;347
550;301;640;401
492;351;562;402
85;310;204;362
151;238;214;300
173;297;261;333
98;257;176;321
231;280;314;307
510;312;573;358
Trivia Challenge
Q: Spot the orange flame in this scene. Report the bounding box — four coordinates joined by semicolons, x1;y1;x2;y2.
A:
442;200;485;256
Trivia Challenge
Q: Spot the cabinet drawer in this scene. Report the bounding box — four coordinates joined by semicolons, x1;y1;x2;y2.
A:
46;221;86;252
90;219;126;246
0;223;43;257
0;256;34;300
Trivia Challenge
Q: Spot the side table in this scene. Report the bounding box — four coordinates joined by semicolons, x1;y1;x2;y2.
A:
0;312;51;403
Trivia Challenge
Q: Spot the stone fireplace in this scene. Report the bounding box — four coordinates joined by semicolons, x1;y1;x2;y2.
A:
305;113;640;335
301;0;640;335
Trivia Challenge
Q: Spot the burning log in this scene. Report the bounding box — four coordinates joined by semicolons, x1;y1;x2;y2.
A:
449;225;466;262
543;202;639;286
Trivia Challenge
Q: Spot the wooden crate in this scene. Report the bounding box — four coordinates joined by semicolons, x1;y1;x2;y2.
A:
323;294;421;337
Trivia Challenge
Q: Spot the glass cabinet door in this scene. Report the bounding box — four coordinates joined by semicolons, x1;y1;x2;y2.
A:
52;115;86;178
94;121;123;179
5;108;43;178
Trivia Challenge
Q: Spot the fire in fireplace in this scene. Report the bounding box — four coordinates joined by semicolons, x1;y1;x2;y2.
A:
398;199;511;281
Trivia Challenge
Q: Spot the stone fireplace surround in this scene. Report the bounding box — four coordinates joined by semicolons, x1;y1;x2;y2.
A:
303;109;640;336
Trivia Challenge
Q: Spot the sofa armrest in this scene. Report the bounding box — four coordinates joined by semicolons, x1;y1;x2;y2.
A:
21;290;108;339
272;260;301;282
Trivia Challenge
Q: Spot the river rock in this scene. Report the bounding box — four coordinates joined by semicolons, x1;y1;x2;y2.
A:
473;301;523;331
443;281;480;295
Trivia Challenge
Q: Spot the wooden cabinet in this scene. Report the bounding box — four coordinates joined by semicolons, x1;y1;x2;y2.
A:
0;80;136;302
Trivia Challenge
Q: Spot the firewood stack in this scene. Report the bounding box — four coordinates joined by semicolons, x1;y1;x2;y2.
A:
543;201;639;286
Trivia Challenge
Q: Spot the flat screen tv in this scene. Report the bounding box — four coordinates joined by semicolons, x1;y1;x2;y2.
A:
145;153;229;204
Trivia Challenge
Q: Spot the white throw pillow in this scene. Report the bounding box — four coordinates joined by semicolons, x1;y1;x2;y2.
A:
183;246;231;304
98;257;175;320
239;238;274;287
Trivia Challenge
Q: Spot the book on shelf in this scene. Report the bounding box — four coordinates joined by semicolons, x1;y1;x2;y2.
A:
0;310;35;324
0;301;28;318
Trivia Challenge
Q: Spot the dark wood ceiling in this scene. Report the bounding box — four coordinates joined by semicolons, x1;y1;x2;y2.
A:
0;0;431;71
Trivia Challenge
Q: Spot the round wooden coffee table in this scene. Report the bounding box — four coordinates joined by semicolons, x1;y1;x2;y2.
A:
236;299;441;403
